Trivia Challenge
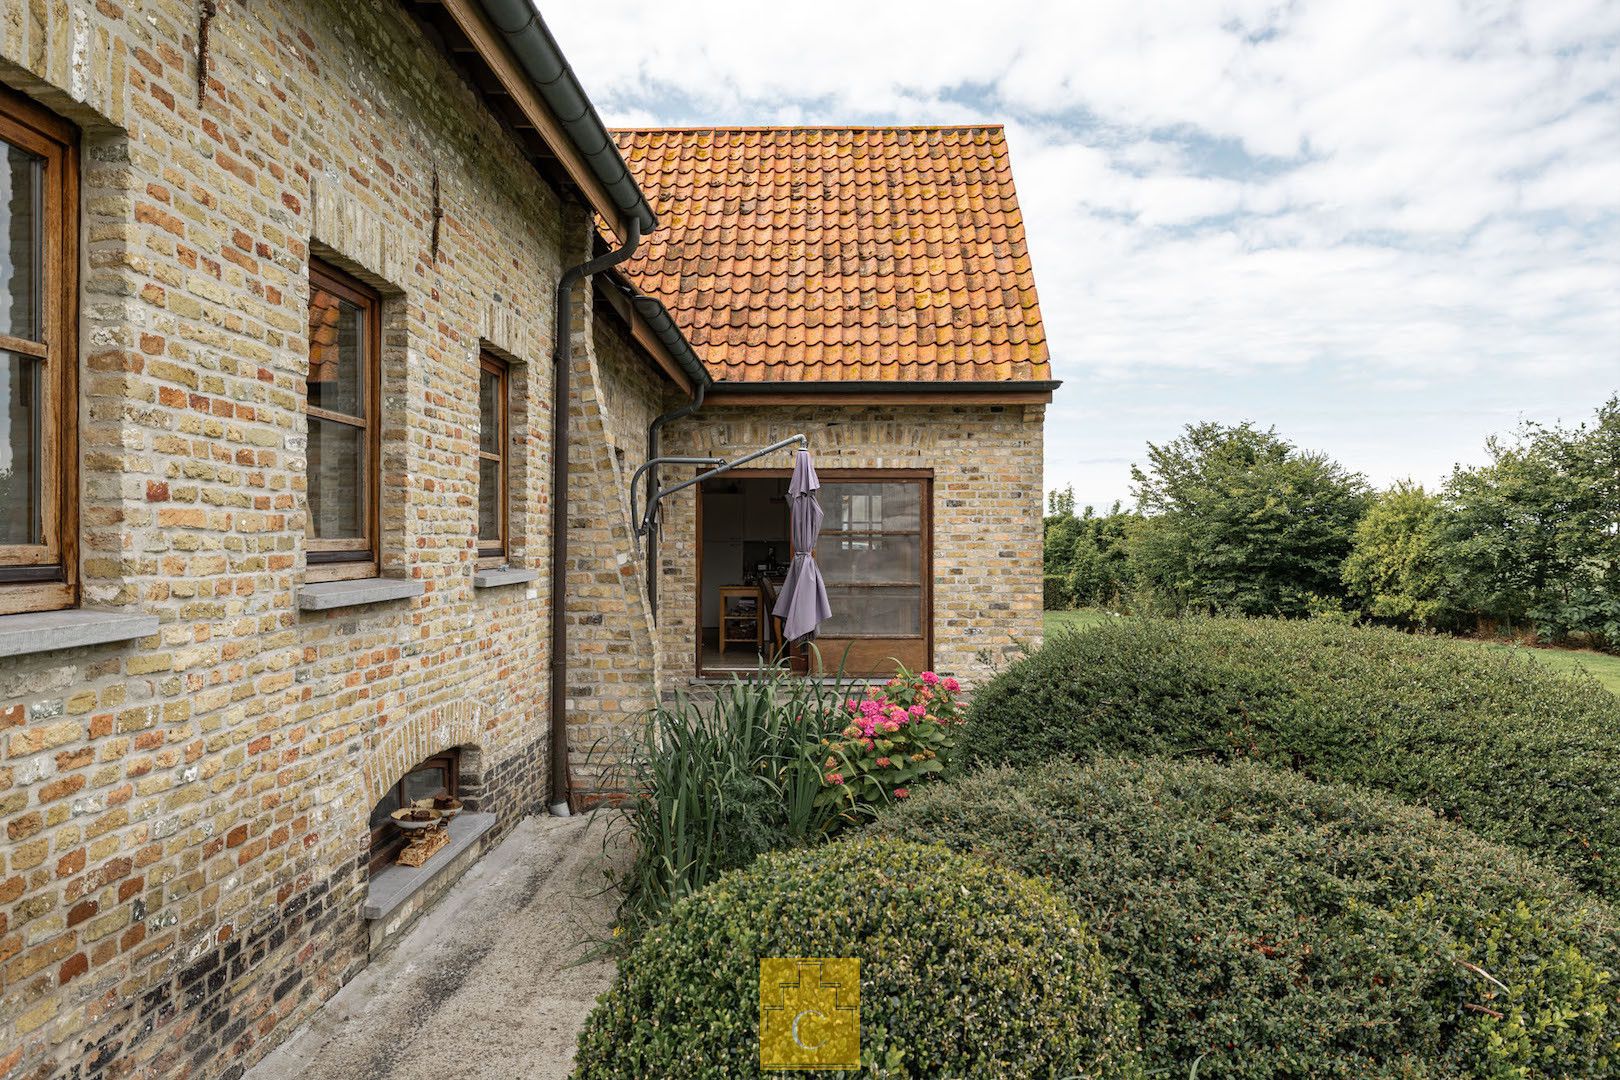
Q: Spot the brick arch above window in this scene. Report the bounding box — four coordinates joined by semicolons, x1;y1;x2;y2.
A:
356;699;487;818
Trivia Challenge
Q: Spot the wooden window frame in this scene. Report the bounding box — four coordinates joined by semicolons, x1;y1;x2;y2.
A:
0;89;78;616
367;751;460;875
476;351;509;563
694;468;933;678
305;260;381;583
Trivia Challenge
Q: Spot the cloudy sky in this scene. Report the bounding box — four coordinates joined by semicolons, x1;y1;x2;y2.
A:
547;0;1620;510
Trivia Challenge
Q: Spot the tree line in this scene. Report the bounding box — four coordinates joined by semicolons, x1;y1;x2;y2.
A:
1044;396;1620;651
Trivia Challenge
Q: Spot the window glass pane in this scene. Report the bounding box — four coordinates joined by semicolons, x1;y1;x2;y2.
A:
307;285;365;419
821;482;920;532
307;416;364;539
479;367;500;456
822;586;921;636
368;786;400;831
818;535;919;585
0;352;40;544
402;766;449;805
478;456;501;544
0;143;41;342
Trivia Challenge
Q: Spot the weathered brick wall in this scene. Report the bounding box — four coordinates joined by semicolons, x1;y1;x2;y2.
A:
559;301;667;797
656;404;1047;690
0;1;609;1076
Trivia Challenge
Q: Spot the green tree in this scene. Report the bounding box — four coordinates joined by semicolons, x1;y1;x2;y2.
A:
1067;502;1140;608
1342;481;1451;627
1442;397;1620;647
1042;486;1082;609
1129;422;1371;617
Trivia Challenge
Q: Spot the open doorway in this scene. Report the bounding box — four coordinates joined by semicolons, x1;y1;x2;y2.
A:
695;469;933;678
698;475;791;673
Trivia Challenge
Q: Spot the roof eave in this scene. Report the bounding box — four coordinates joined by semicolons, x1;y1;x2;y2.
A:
441;0;657;240
701;379;1060;406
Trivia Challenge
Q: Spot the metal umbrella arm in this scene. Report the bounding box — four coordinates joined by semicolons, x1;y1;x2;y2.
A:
632;433;808;541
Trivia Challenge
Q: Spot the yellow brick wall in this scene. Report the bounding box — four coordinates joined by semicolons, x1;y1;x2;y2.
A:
0;2;647;1076
655;403;1047;689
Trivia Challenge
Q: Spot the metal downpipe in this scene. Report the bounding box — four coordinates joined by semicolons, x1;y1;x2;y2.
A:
644;380;706;616
549;215;642;816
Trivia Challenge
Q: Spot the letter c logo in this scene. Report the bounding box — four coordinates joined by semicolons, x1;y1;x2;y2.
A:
791;1008;827;1050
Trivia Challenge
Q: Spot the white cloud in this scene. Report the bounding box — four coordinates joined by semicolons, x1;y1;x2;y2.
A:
545;0;1620;506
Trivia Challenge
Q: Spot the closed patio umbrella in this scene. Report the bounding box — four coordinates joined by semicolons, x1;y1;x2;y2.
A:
773;448;832;646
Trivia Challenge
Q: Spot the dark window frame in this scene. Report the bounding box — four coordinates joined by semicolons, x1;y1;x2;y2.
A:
305;260;381;582
0;88;78;616
476;351;509;562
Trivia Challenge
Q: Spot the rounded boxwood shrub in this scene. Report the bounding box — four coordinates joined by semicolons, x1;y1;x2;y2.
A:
575;838;1141;1079
870;757;1620;1078
966;617;1620;896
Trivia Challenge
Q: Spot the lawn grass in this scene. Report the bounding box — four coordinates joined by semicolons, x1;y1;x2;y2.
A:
1042;609;1620;698
1042;608;1116;635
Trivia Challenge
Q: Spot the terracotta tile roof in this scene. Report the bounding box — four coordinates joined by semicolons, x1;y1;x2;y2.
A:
609;126;1052;385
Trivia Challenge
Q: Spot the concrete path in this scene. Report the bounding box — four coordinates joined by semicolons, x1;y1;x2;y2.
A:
247;812;628;1080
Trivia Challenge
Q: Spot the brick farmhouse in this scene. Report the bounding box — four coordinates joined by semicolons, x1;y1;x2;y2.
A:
0;2;1055;1077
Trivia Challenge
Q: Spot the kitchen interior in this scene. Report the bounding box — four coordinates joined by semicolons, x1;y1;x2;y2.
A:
699;476;791;673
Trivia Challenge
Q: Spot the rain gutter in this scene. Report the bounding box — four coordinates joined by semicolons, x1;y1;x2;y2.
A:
470;0;657;238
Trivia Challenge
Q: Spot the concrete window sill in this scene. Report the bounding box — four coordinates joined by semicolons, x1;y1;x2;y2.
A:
363;812;497;921
0;609;159;659
473;567;539;589
297;578;424;611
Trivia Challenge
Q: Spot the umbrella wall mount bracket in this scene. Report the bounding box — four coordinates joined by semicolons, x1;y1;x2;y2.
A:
630;433;808;547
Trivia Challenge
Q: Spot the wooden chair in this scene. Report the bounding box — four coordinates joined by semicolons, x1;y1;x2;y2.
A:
718;586;762;654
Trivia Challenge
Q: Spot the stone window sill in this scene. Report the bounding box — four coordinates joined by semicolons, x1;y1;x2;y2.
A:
473;567;538;589
297;578;424;611
0;609;159;659
363;812;496;921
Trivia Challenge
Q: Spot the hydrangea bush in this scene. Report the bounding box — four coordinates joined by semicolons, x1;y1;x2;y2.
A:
817;666;963;815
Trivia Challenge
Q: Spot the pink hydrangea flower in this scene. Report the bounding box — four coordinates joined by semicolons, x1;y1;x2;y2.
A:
893;787;910;799
875;756;892;768
908;704;926;718
826;773;844;785
942;676;960;693
920;670;941;687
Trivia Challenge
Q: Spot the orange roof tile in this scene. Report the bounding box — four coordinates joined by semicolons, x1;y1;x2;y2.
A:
609;126;1052;385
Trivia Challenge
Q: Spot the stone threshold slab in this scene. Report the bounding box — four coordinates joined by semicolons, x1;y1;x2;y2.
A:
363;812;497;921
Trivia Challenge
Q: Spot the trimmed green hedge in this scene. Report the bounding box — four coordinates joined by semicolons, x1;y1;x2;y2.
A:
871;757;1620;1078
575;838;1141;1079
966;617;1620;896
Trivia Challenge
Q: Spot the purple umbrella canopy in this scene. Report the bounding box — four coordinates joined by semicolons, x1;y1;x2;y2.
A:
773;448;832;645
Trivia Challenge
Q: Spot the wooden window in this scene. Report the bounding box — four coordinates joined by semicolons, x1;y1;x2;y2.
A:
812;476;932;674
305;261;380;581
367;751;459;874
477;352;508;561
0;89;77;616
